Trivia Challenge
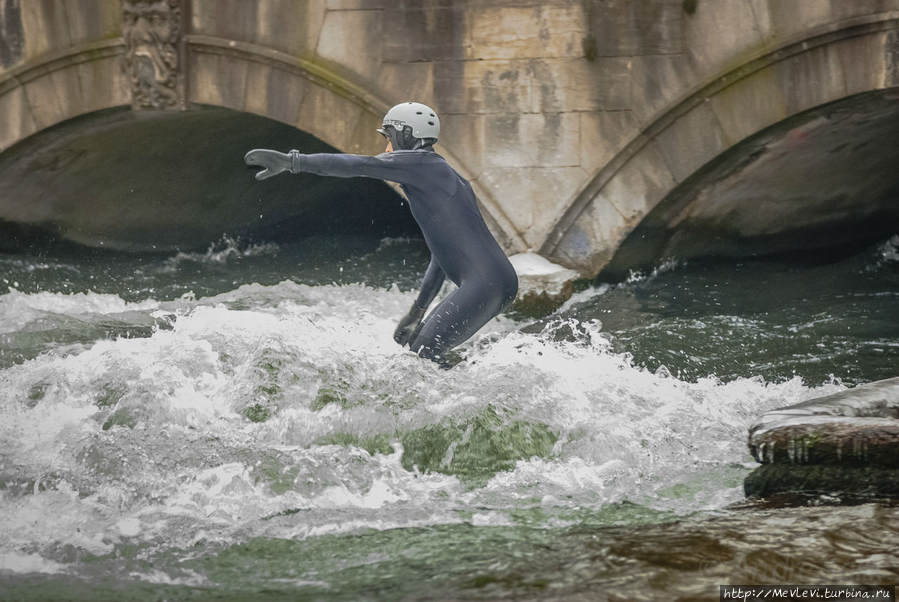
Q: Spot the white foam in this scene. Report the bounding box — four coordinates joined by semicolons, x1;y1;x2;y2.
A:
0;281;840;567
0;288;159;334
879;234;899;264
0;552;66;575
160;237;278;271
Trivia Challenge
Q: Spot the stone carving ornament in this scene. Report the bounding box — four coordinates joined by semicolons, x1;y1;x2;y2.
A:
122;0;183;110
0;0;25;69
887;30;899;87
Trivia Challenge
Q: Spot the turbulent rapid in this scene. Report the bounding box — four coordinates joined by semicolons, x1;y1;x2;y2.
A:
1;235;898;600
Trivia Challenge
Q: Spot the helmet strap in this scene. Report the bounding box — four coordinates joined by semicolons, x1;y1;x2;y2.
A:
411;138;435;151
382;125;435;151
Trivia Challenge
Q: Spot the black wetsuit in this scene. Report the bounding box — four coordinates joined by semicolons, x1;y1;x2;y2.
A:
293;149;519;361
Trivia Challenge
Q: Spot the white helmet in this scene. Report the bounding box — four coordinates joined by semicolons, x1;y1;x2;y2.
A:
378;102;440;141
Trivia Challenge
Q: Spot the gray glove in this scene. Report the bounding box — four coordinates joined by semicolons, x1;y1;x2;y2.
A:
244;149;302;180
394;302;426;346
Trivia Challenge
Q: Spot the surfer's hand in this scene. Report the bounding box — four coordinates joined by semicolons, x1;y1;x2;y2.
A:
244;149;292;180
394;303;426;346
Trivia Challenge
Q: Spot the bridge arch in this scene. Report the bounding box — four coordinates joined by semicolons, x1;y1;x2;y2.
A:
0;29;522;251
3;2;899;271
542;14;899;277
183;35;523;249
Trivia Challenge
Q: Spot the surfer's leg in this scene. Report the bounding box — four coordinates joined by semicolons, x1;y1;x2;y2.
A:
409;283;503;363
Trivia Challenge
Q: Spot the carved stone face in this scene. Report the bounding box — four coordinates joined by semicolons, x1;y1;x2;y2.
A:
123;0;180;109
124;1;173;44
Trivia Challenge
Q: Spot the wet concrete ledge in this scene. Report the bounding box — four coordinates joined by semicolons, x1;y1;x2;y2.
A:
744;377;899;501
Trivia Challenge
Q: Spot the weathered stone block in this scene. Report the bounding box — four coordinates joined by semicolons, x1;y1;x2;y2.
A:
189;51;251;111
376;61;435;111
191;1;258;44
480;166;586;247
188;51;224;106
76;55;130;113
578;110;639;176
317;8;382;81
551;58;631;112
435;58;630;115
262;66;308;128
431;60;466;114
244;61;274;117
0;85;37;152
595;141;677;222
773;44;847;118
326;0;389;8
255;0;321;56
65;0;120;45
21;66;81;130
382;6;465;62
482;112;580;168
383;0;456;8
192;0;316;56
553;198;628;276
765;0;832;41
346;110;384;156
838;32;892;98
652;100;726;183
438;112;485;177
295;83;368;153
586;0;683;57
831;0;899;21
629;54;697;124
708;67;788;147
20;0;71;60
466;4;585;60
444;60;532;114
682;0;769;76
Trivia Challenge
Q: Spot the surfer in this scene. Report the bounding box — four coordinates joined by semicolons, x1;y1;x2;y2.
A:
245;102;518;366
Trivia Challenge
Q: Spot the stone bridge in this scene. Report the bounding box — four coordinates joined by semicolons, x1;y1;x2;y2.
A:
1;0;898;278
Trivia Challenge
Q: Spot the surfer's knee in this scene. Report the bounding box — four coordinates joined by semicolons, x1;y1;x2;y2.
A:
411;333;443;358
410;336;454;369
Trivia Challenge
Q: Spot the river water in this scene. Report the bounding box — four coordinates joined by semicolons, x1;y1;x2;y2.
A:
1;233;898;601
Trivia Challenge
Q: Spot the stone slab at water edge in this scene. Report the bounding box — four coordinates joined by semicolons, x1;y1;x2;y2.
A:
744;377;899;501
508;251;579;315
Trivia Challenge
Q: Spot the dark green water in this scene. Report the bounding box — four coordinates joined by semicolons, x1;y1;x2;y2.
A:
1;234;898;600
557;241;899;387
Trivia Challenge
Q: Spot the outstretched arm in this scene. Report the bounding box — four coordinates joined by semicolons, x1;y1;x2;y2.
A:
245;149;415;184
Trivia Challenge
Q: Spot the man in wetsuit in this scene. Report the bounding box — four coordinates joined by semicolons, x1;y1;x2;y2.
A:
245;102;518;366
